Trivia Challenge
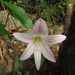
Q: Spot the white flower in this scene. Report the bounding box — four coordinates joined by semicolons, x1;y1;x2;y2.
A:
13;18;66;70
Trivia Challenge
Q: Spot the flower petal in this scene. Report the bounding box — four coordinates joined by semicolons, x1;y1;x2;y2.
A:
13;33;33;43
20;42;34;60
34;51;41;70
32;18;48;35
41;42;56;62
43;35;66;44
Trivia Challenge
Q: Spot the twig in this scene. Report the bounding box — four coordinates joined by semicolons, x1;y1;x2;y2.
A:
10;15;17;27
0;47;4;60
32;10;41;20
4;11;9;27
1;2;5;10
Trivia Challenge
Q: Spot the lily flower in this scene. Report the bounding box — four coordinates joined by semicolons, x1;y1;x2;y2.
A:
13;18;66;70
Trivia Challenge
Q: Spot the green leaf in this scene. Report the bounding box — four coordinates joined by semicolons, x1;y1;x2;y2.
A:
17;0;22;4
41;55;45;67
13;60;22;71
4;35;11;42
24;71;30;75
0;0;3;2
0;72;8;75
2;1;33;28
52;25;59;31
0;23;9;36
17;72;22;75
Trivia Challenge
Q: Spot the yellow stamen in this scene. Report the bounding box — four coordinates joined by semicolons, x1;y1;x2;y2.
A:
20;49;25;52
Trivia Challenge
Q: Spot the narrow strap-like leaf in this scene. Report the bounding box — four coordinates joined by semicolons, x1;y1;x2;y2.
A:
0;22;9;35
2;1;33;28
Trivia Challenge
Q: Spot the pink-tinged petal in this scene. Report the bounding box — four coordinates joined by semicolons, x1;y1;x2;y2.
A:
13;33;33;43
20;42;34;60
43;35;66;44
41;42;56;62
34;51;41;70
32;18;48;35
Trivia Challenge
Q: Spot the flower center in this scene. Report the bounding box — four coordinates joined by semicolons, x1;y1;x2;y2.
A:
34;36;42;42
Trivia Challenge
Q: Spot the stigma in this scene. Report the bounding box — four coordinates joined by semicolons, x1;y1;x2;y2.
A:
34;36;42;42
